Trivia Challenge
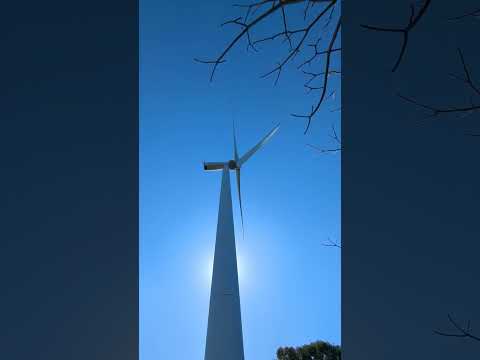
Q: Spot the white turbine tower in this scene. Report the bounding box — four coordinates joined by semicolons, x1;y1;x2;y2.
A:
203;123;280;360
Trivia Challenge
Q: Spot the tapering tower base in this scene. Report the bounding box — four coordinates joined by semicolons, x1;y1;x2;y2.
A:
204;166;245;360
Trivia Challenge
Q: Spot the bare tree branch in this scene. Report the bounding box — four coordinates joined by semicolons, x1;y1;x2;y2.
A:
194;1;287;81
292;17;341;134
195;0;338;80
322;237;341;248
360;0;432;72
298;47;341;69
434;315;480;342
303;69;340;86
398;48;480;117
260;1;338;84
307;123;342;154
456;48;480;97
398;94;480;116
196;0;341;134
448;8;480;21
308;143;342;153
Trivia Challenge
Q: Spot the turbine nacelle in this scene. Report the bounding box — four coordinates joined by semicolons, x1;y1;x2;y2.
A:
203;160;239;171
203;162;225;171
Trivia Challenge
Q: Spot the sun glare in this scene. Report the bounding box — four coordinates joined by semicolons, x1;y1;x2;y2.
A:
200;248;249;291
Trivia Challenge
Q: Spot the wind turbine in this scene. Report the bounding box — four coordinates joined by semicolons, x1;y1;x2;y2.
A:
203;123;280;360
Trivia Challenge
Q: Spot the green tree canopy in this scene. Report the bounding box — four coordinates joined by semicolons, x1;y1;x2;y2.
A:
277;340;341;360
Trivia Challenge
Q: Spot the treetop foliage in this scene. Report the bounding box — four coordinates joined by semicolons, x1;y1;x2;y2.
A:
277;340;341;360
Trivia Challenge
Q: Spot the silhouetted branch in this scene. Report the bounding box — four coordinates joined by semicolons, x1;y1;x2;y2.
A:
307;124;342;154
398;94;480;117
303;69;340;85
448;8;480;21
360;0;432;72
298;47;341;69
308;143;342;153
322;238;341;248
259;2;338;85
292;17;341;134
434;315;480;342
398;48;480;117
455;48;480;97
194;1;286;80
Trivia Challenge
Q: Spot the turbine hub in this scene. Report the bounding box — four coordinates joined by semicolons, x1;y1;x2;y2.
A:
228;160;237;169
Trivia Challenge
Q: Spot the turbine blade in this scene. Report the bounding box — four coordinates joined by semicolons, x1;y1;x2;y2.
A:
238;124;280;166
233;121;239;163
235;168;244;234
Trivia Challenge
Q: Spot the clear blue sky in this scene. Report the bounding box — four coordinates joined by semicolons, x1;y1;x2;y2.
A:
140;1;341;359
